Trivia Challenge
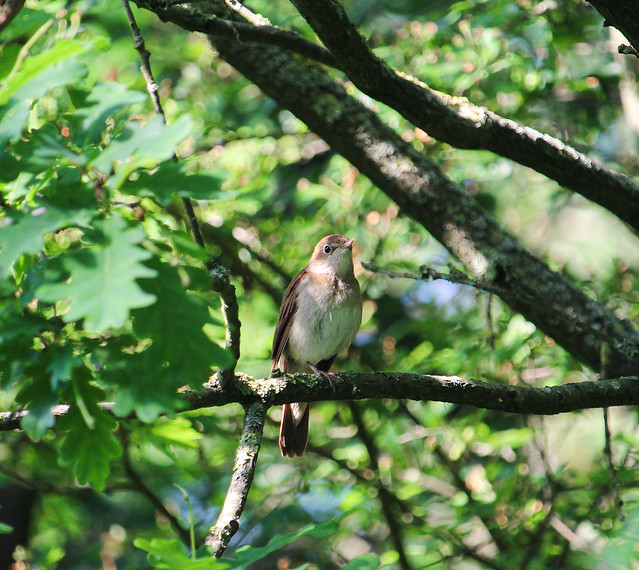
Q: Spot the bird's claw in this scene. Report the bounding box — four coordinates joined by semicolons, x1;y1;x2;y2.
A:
307;361;336;392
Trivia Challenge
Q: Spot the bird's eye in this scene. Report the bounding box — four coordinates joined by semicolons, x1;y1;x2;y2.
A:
323;245;331;254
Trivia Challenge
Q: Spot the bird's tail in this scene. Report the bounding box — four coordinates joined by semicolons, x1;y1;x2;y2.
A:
279;402;310;457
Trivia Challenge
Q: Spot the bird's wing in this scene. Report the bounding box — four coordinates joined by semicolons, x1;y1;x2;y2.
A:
271;269;307;369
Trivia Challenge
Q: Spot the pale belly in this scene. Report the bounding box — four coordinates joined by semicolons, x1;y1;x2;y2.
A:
287;290;361;365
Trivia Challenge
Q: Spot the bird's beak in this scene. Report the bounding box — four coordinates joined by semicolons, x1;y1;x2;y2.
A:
341;238;354;250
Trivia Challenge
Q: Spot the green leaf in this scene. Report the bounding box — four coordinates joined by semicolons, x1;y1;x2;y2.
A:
91;115;194;174
134;538;228;569
132;258;233;382
72;81;147;144
0;49;88;142
221;520;339;567
0;202;91;279
11;123;87;168
485;428;534;449
123;161;226;206
0;40;86;105
57;370;121;491
38;213;157;331
18;344;78;438
0;522;13;534
149;418;202;449
105;350;184;422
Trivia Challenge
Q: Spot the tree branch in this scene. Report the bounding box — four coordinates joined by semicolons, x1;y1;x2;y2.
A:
287;0;639;234
141;0;338;68
363;261;508;297
3;373;639;433
205;401;266;557
586;1;639;58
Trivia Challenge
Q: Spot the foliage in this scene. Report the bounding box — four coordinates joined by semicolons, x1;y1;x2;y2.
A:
0;0;638;568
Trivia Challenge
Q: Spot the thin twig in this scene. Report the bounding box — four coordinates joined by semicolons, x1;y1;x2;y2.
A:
121;0;165;117
122;0;241;381
600;342;624;521
122;0;206;246
121;430;191;545
363;261;507;296
348;402;412;570
307;443;504;569
205;401;266;556
603;408;624;521
397;401;506;553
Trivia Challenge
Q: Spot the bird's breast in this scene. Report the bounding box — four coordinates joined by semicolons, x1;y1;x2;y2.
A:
286;274;361;365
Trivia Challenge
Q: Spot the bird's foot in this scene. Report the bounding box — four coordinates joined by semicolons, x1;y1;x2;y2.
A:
307;361;335;392
271;368;283;378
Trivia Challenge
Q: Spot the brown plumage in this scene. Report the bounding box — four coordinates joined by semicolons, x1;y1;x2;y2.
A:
271;235;362;457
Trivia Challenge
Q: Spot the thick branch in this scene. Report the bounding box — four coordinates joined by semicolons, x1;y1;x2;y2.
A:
3;373;639;432
205;401;266;556
181;372;639;416
288;0;639;233
139;1;338;68
586;1;639;57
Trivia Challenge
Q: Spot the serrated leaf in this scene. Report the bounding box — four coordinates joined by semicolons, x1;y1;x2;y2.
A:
72;82;147;145
123;161;226;206
18;344;78;438
38;213;157;331
0;50;87;142
134;538;228;569
105;350;184;422
57;371;121;491
91;115;193;174
11;123;87;168
0;203;91;278
132;258;233;385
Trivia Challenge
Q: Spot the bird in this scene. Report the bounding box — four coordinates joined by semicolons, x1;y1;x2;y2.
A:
271;234;363;457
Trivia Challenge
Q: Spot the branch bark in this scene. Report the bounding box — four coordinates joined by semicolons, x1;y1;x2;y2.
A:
3;372;639;432
586;1;639;57
205;401;266;557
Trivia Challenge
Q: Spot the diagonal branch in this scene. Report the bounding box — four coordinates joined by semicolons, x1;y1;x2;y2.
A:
586;1;639;57
287;0;639;234
121;430;191;545
205;401;266;557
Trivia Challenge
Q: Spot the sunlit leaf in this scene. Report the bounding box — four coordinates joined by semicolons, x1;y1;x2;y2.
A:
37;213;157;331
